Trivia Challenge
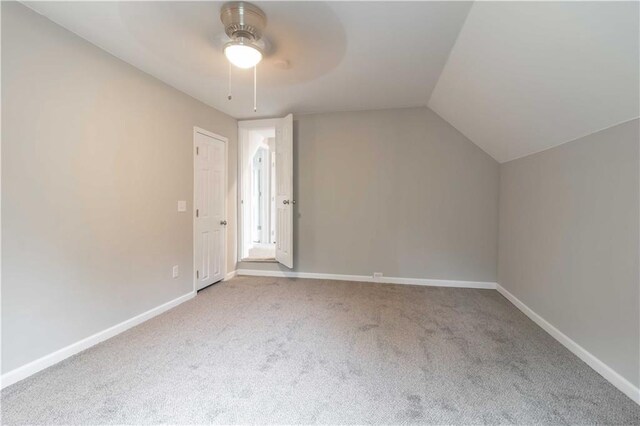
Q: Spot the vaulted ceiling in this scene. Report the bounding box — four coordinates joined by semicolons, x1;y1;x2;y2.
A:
24;1;639;163
429;1;639;163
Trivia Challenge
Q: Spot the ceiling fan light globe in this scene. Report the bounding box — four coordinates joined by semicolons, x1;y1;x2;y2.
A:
224;43;262;69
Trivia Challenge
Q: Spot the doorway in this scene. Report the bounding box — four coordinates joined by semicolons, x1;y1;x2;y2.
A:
238;115;293;267
241;126;277;260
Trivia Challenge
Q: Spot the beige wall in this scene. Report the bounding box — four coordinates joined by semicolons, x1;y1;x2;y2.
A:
239;107;500;282
498;119;640;387
1;3;237;373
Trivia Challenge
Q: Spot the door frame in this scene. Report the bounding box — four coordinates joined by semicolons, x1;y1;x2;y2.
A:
237;118;281;262
193;126;228;293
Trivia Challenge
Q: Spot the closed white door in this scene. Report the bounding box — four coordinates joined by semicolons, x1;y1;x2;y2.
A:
275;114;293;268
194;129;226;290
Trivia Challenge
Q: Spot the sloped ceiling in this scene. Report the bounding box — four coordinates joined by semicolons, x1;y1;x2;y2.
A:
428;1;639;163
22;1;640;163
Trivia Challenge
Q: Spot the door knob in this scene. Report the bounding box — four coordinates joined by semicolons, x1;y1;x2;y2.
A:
283;200;289;205
220;220;227;225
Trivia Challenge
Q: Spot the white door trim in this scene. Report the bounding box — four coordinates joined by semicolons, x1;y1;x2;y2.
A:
193;127;228;293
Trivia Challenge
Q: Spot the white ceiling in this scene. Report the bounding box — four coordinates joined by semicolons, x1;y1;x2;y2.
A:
24;1;472;119
428;1;639;163
23;1;640;163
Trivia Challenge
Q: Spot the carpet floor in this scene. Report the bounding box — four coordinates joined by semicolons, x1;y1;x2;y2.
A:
2;276;639;425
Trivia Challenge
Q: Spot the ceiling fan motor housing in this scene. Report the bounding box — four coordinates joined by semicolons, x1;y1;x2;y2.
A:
220;1;266;42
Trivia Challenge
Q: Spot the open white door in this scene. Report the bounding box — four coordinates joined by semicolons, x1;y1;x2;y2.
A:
275;114;293;268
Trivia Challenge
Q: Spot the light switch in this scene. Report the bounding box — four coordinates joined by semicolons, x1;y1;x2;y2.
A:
177;200;187;212
172;265;179;278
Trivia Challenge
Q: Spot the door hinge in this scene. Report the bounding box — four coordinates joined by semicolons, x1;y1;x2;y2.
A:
196;270;199;279
196;146;199;155
196;209;199;218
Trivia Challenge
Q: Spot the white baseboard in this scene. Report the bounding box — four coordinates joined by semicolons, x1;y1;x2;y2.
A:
1;291;196;390
236;269;496;289
7;275;634;407
496;284;640;405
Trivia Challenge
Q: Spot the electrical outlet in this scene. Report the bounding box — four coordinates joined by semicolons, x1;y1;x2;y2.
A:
172;265;179;278
177;201;187;212
373;272;383;280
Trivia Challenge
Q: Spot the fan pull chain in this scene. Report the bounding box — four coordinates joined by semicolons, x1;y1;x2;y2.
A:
227;62;232;100
253;64;257;112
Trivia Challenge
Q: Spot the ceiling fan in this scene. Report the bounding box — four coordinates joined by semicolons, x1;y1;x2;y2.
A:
220;1;266;69
219;1;269;111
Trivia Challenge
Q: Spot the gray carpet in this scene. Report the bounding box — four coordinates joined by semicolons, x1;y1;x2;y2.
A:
2;276;639;425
